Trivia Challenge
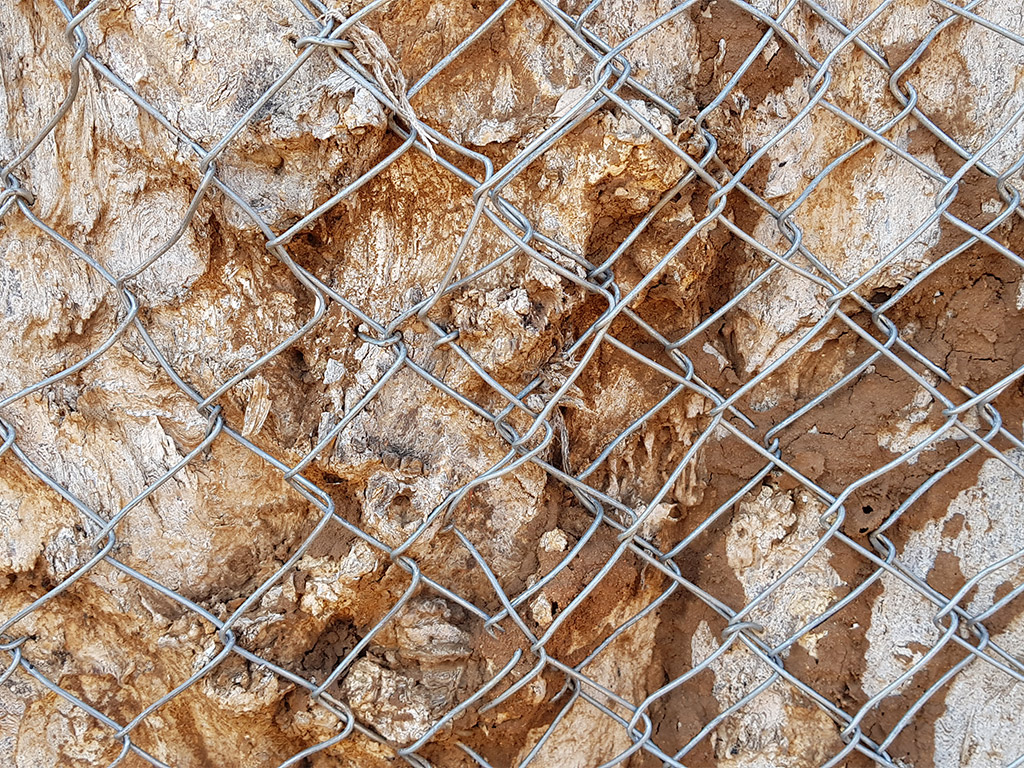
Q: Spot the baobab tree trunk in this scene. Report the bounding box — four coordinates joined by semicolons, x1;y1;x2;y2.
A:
2;1;1024;767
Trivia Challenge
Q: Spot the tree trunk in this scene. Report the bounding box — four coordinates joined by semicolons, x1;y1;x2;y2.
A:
2;1;1024;767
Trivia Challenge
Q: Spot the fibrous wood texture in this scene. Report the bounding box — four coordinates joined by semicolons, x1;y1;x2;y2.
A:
2;1;1024;767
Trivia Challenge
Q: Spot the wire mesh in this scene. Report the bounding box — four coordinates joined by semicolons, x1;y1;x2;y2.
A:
2;0;1024;766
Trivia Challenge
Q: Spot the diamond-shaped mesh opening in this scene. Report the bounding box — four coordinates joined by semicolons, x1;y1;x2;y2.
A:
393;1;597;157
9;565;229;760
894;0;1024;174
881;241;1024;394
0;674;146;768
0;226;128;399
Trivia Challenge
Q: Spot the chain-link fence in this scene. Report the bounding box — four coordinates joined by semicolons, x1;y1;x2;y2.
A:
2;0;1024;766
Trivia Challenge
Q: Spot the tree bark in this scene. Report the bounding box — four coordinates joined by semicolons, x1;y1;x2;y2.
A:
2;1;1024;767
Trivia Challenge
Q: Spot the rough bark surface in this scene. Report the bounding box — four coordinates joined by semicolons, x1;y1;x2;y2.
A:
2;1;1024;767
